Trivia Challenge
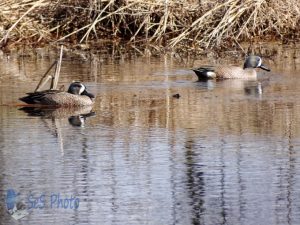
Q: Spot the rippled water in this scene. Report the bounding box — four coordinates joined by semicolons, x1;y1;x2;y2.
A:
1;45;300;225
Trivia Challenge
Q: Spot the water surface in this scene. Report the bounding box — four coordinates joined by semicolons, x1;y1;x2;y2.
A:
1;45;300;225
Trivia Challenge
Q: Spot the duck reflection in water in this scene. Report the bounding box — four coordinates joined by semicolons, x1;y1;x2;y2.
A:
195;78;266;98
68;113;95;127
244;82;263;96
19;106;95;127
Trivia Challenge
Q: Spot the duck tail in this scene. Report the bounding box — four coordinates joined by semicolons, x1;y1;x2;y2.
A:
192;67;216;81
19;92;44;104
19;95;35;104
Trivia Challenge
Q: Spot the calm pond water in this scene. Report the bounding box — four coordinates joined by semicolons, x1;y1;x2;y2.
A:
1;45;300;225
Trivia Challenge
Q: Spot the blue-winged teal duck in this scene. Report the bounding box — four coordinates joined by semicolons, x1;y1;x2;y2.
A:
19;82;95;106
192;55;270;81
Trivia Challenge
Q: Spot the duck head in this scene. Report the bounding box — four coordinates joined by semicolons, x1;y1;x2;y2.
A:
243;56;270;72
68;82;95;99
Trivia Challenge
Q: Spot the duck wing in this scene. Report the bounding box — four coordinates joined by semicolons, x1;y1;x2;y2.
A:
19;90;62;105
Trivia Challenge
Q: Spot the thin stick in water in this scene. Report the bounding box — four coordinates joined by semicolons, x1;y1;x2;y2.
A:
52;45;64;90
34;60;57;92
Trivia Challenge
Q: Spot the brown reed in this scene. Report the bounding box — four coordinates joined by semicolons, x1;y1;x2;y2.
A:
0;0;299;51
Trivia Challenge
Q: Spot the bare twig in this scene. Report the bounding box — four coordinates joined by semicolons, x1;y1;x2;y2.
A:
52;45;64;90
34;60;57;92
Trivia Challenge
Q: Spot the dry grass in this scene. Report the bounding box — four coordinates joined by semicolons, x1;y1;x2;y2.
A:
0;0;299;51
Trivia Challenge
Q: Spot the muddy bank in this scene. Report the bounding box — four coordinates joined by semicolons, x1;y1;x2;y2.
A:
0;0;299;53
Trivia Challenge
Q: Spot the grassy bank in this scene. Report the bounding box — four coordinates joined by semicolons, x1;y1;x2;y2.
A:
0;0;299;52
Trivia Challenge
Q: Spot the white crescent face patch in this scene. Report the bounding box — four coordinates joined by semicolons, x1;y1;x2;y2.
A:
257;57;262;67
79;84;85;95
207;71;216;78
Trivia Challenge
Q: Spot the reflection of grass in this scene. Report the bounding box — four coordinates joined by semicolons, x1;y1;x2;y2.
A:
0;0;299;50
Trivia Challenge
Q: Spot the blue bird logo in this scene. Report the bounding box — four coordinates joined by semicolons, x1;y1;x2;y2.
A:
5;189;18;214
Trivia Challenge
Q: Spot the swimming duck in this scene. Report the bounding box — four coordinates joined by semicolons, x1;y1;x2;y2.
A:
192;55;270;81
19;82;95;106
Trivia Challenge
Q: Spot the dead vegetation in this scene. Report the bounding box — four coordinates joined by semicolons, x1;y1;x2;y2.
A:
0;0;299;52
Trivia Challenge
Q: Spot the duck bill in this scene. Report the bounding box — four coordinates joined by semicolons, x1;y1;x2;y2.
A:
81;90;95;99
259;64;271;72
